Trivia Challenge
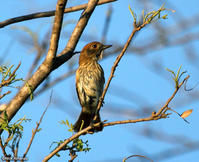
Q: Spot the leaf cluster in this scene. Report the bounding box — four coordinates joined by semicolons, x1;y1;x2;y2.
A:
0;111;31;155
50;120;91;158
128;4;175;27
0;63;23;99
0;63;23;89
166;65;187;88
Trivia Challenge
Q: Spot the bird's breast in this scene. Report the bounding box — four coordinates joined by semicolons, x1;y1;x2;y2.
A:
76;62;105;108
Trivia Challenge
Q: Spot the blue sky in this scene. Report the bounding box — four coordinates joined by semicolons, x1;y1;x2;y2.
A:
0;0;199;162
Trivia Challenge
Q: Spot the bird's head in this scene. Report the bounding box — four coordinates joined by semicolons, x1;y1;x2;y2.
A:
79;41;112;65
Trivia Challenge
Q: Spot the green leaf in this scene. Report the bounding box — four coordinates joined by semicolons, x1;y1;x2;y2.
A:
3;111;8;122
66;120;70;127
25;82;34;101
176;65;182;81
162;14;168;19
128;5;137;24
55;153;60;157
166;68;176;77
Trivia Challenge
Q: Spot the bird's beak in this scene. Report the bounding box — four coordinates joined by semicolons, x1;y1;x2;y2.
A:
99;44;112;60
102;44;112;50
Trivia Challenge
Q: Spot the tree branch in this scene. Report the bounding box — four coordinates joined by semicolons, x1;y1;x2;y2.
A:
0;138;7;157
46;0;68;61
23;91;52;158
0;0;68;133
0;0;117;28
0;91;11;100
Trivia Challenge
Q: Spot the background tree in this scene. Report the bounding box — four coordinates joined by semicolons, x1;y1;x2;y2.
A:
0;0;198;161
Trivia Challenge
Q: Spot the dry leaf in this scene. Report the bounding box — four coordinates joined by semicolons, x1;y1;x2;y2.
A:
181;109;193;119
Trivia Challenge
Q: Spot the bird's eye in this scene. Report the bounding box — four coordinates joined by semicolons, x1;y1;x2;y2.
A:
92;44;97;48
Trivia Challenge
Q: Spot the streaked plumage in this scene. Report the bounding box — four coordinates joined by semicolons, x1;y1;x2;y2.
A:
74;41;111;132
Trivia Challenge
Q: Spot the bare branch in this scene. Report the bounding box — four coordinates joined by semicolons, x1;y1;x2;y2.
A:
0;0;117;28
0;138;8;157
156;75;190;115
23;91;52;158
0;91;11;100
46;0;68;61
69;152;77;162
123;154;154;162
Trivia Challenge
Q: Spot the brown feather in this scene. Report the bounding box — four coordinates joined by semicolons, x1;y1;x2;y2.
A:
74;42;111;133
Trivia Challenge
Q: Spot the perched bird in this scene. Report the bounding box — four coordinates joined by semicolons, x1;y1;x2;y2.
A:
74;41;112;132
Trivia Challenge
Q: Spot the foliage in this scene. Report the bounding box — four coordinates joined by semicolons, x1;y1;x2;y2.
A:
0;63;22;88
128;4;175;26
0;111;31;155
166;65;187;88
50;119;91;158
0;63;23;99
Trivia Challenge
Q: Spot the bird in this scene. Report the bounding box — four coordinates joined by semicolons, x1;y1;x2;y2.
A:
73;41;112;132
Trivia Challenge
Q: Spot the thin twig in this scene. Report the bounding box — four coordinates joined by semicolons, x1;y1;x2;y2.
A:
156;75;190;115
0;138;7;157
123;154;154;162
4;133;12;149
69;152;77;162
0;0;117;28
0;62;21;89
14;138;20;160
0;91;11;100
10;62;21;79
23;91;53;158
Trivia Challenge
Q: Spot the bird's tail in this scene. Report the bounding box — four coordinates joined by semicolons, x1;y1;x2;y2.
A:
73;111;92;132
73;110;103;132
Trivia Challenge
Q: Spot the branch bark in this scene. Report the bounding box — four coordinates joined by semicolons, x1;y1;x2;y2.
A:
0;0;116;28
